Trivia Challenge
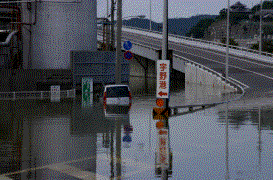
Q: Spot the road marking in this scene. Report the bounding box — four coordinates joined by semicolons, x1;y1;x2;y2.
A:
0;156;97;177
174;46;273;82
0;176;13;180
46;164;108;180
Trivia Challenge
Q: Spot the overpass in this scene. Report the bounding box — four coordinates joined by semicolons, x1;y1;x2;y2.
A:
97;26;273;106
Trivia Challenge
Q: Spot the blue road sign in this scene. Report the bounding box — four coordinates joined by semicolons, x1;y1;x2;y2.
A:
123;135;132;142
124;51;133;60
123;41;132;50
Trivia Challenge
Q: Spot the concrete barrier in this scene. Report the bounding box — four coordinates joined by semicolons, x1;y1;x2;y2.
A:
185;63;235;93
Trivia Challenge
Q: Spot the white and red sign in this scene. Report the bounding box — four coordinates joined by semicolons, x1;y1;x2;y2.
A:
156;128;169;168
50;85;60;102
157;60;170;99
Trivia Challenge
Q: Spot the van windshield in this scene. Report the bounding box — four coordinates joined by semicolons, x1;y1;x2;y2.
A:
106;86;129;97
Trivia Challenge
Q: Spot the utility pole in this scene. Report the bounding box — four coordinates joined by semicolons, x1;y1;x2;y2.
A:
115;0;122;84
110;0;115;50
162;0;169;179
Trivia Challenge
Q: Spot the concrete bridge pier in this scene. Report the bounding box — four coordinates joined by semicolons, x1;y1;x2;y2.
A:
129;50;185;96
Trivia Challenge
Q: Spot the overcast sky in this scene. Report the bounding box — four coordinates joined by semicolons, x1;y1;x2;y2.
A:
97;0;262;23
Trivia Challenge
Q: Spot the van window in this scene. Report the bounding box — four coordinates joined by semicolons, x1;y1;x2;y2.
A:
106;86;129;97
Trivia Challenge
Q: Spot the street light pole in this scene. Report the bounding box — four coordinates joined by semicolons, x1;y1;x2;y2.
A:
259;0;263;56
115;0;122;84
225;0;230;83
149;0;152;31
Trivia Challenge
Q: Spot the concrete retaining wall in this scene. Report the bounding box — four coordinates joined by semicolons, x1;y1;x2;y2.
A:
185;63;237;93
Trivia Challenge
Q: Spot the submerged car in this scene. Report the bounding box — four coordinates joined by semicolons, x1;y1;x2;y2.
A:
103;84;132;117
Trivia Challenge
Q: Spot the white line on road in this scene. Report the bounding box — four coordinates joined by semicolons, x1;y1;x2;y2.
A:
0;156;97;177
175;47;273;83
46;164;108;180
0;176;13;180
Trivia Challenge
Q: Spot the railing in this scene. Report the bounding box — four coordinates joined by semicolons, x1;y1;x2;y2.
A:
121;25;273;58
0;89;76;100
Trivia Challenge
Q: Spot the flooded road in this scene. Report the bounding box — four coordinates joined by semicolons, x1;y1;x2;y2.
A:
0;82;273;180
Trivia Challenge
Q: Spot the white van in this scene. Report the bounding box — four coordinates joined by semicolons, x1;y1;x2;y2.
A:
103;85;132;106
103;85;132;117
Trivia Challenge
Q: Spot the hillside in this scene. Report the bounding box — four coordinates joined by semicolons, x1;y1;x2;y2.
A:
121;14;218;36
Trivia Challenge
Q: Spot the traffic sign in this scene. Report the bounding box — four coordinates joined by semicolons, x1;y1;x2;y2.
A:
82;77;93;108
82;92;93;108
123;135;132;142
50;85;60;102
82;77;93;93
156;121;164;129
153;107;170;120
157;60;170;98
156;99;164;107
123;41;132;50
124;51;133;60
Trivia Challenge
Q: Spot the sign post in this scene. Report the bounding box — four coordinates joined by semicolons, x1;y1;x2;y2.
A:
50;85;60;102
156;60;170;99
82;77;93;108
153;60;170;120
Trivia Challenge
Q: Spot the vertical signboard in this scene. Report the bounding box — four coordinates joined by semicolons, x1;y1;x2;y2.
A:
157;60;170;99
82;77;93;108
50;85;60;102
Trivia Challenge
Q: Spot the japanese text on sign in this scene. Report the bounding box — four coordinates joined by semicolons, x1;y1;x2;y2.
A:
157;60;170;98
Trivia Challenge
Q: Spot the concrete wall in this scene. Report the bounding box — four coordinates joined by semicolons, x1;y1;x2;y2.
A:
0;69;72;92
185;63;237;93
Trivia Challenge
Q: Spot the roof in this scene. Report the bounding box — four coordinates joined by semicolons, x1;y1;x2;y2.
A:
105;84;129;88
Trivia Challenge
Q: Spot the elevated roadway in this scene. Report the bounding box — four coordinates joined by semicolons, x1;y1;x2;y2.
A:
98;27;273;103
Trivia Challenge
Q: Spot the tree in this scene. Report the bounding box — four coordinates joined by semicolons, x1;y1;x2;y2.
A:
220;37;239;46
186;18;215;38
251;40;273;53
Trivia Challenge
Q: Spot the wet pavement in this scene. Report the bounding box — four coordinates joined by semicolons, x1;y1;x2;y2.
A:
0;81;273;180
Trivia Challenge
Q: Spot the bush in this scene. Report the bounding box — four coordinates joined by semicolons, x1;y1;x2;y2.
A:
251;40;273;53
220;38;239;46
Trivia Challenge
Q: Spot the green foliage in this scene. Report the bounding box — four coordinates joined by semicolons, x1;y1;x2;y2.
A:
220;38;239;46
263;1;273;9
216;8;227;21
185;18;215;38
250;40;273;53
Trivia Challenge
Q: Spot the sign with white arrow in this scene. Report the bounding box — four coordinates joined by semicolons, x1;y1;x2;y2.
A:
157;60;170;99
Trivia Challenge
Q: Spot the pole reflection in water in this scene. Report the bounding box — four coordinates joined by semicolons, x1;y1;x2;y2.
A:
103;101;131;179
258;106;262;176
225;93;229;180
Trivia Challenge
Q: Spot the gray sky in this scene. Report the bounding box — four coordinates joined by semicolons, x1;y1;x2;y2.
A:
97;0;262;23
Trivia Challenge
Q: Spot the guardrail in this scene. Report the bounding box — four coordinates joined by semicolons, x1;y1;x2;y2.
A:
122;25;273;58
0;89;76;100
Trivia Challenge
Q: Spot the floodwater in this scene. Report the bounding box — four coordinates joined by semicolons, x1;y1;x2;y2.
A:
0;79;273;180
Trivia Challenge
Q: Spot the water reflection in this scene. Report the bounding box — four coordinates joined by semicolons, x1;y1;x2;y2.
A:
0;96;134;180
217;105;273;131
